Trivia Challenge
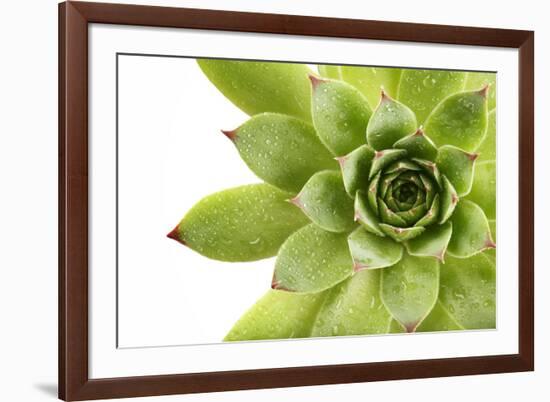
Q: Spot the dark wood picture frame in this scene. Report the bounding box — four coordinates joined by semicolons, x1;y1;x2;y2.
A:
59;1;534;400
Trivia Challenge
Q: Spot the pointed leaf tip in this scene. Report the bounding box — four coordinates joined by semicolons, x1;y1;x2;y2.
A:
414;127;425;137
380;89;391;102
308;73;326;89
221;129;237;141
467;152;479;161
271;275;290;291
167;225;186;245
478;83;490;98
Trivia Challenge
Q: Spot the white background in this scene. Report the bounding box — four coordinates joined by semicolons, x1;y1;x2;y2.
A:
0;0;545;401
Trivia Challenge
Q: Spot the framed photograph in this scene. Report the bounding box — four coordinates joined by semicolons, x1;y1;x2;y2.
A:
59;1;534;400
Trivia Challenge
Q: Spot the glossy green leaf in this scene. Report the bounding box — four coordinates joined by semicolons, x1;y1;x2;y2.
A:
171;184;308;262
293;171;355;233
378;198;407;227
416;300;464;332
224;290;326;341
381;252;440;332
439;253;496;329
354;190;384;236
366;93;417;151
231;113;336;193
466;161;496;220
439;175;459;224
340;66;403;109
412;158;442;188
397;70;467;124
414;194;440;227
393;128;438;161
348;227;404;271
369;149;407;178
310;76;372;155
338;145;375;196
385;160;421;175
379;224;425;242
311;270;392;336
436;145;477;197
424;88;489;151
273;224;353;293
476;109;496;162
317;64;342;80
406;221;452;262
464;72;496;112
198;59;312;121
448;200;495;258
389;319;406;333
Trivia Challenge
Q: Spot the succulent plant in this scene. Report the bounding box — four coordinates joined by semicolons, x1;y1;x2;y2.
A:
168;60;497;340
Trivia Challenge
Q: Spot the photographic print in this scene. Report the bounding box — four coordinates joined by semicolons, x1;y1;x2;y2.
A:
60;4;534;399
127;58;497;344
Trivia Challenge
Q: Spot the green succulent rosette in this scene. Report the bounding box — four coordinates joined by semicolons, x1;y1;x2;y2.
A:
169;60;497;339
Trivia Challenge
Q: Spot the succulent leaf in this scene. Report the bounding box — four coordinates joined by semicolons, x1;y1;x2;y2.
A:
424;87;489;151
415;300;464;332
436;145;478;196
366;93;417;150
411;158;442;188
198;59;313;121
379;224;425;242
273;224;354;293
317;64;342;80
378;198;408;227
339;66;403;109
465;161;496;220
310;76;373;155
393;128;438;161
354;190;384;236
348;227;404;271
293;170;355;233
439;252;496;329
389;319;407;333
381;252;440;332
448;200;495;258
397;70;467;124
438;175;459;224
311;270;392;336
476;109;496;162
229;113;336;193
369;149;407;179
338;145;375;197
414;194;440;227
464;72;496;112
224;290;326;341
170;184;308;261
406;221;453;262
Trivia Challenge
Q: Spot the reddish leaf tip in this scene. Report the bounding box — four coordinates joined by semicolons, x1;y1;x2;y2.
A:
308;73;326;89
478;83;490;99
451;193;459;204
353;261;368;273
404;322;418;333
335;156;347;168
375;150;385;159
221;129;237;141
167;225;186;245
467;152;479;161
288;195;302;208
271;275;290;291
380;89;391;102
414;127;425;137
485;238;497;249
